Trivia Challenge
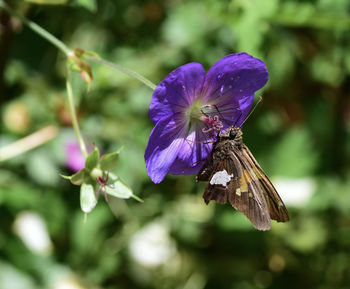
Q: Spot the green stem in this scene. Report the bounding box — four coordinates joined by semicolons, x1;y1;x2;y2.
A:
66;74;88;158
1;0;156;159
0;1;156;89
86;56;157;90
0;0;72;56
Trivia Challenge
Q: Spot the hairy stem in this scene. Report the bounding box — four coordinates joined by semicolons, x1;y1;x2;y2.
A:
66;75;88;158
0;0;72;56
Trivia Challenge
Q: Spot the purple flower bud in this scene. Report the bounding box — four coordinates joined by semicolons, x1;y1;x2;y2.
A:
145;53;268;183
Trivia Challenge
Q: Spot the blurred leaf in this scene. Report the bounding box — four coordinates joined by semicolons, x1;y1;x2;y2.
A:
74;0;97;12
80;183;97;213
26;150;60;186
162;2;213;47
70;205;111;255
311;51;343;86
105;178;132;199
71;168;87;185
270;126;319;177
217;210;253;231
276;217;327;252
85;146;100;171
0;261;37;289
100;151;120;171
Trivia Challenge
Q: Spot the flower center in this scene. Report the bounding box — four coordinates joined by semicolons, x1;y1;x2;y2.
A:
185;100;223;135
186;99;204;122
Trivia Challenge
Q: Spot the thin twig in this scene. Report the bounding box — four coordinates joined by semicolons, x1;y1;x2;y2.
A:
0;125;59;162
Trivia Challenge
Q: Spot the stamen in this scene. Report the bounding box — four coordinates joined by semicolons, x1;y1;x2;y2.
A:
201;114;223;134
96;175;110;202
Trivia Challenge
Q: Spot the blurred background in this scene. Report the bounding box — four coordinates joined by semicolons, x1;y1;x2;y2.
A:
1;0;350;288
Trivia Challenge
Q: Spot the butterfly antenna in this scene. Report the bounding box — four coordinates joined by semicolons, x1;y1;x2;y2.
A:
241;96;263;126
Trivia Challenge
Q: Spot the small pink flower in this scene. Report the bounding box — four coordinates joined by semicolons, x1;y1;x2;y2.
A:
65;141;85;172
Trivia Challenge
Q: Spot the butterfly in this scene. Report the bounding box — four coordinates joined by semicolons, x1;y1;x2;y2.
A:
196;126;289;230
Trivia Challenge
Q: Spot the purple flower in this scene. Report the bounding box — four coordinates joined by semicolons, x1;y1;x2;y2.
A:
145;52;268;183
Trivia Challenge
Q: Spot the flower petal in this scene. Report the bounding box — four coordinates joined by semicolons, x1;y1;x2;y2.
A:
205;94;254;129
169;123;213;175
145;115;188;183
149;63;205;123
202;52;268;107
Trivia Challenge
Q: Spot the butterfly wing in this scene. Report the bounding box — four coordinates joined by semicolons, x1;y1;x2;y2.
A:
241;144;290;223
200;149;271;230
201;152;241;204
196;155;214;182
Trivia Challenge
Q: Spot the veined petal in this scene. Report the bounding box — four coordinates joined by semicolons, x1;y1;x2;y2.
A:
205;94;254;129
149;63;205;123
202;53;268;106
145;115;188;183
169;122;213;175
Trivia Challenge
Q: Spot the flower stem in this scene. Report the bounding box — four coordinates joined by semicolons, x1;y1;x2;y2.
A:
1;0;156;160
66;75;88;158
0;0;72;56
86;56;157;90
0;1;156;89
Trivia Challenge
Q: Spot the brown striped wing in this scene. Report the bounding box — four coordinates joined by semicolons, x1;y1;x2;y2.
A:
240;144;290;223
198;149;272;231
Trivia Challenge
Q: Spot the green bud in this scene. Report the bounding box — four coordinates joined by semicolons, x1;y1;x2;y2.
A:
90;168;103;179
67;51;93;84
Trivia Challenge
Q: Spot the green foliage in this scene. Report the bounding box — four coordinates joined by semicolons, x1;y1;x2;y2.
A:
85;146;100;171
1;0;350;288
100;151;120;171
80;182;97;213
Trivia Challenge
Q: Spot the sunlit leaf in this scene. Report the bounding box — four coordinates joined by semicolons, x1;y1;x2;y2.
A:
71;168;86;185
105;180;132;199
80;183;97;213
100;151;120;171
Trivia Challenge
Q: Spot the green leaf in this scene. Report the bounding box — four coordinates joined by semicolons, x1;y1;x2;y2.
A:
60;174;71;180
80;183;97;213
100;152;120;171
85;146;100;171
75;0;97;12
105;178;132;199
70;169;86;185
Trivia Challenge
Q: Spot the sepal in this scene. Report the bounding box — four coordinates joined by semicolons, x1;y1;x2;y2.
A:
80;182;98;213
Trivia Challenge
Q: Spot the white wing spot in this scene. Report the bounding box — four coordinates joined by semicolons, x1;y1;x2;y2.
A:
210;170;233;187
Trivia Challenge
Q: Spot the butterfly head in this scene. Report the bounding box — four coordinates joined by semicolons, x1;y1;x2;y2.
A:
219;126;242;141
